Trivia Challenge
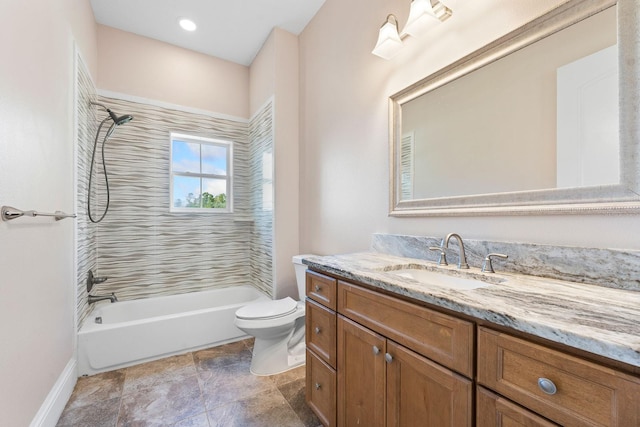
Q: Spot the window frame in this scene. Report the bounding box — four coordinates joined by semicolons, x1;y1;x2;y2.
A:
169;132;233;213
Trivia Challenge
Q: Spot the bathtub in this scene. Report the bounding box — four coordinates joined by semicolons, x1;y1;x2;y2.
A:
77;285;269;376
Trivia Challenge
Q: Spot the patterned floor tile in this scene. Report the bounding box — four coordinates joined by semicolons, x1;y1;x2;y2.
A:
117;375;204;427
57;340;319;427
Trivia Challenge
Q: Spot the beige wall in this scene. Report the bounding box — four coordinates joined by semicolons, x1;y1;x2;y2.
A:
251;29;301;298
0;0;97;425
299;0;640;255
97;25;250;119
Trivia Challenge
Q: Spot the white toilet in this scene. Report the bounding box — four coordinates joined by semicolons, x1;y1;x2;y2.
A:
234;255;311;376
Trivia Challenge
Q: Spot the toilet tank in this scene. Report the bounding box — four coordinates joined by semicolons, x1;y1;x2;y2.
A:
292;255;314;300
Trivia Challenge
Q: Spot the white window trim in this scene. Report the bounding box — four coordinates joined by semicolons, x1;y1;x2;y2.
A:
170;132;233;213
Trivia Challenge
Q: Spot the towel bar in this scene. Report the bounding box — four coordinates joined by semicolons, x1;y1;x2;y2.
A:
1;205;77;222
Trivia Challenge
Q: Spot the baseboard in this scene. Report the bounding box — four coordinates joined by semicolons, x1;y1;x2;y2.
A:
30;358;77;427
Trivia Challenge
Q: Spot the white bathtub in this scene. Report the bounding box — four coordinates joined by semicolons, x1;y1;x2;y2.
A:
77;285;269;376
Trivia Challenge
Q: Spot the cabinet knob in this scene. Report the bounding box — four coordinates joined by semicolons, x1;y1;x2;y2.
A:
385;353;393;363
537;377;557;395
314;285;321;292
315;382;322;390
314;327;322;334
372;345;380;355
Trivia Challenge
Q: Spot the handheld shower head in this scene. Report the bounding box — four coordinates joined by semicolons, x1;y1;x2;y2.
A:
87;101;135;223
108;110;133;126
91;102;134;126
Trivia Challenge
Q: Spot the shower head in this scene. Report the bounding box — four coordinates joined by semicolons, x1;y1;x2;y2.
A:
91;102;133;126
108;110;133;126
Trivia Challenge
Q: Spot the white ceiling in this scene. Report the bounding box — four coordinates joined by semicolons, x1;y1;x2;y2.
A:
90;0;326;66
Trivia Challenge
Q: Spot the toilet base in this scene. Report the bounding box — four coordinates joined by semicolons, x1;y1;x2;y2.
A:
250;334;306;376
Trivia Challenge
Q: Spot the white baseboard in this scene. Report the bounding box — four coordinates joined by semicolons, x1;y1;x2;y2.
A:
30;358;77;427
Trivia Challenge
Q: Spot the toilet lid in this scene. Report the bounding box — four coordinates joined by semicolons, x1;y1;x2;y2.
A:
236;297;298;320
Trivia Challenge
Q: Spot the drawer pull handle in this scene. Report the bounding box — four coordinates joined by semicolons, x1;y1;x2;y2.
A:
314;285;321;292
385;353;393;363
537;378;557;395
373;345;380;355
315;382;322;390
314;327;322;334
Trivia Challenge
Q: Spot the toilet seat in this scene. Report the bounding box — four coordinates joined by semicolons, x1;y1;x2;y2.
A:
236;297;298;320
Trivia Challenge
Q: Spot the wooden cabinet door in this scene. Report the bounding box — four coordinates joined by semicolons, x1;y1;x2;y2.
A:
477;386;559;427
386;341;472;427
337;316;386;427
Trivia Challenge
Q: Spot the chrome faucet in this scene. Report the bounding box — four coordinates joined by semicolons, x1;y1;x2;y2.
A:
88;293;118;304
441;233;469;269
481;253;508;273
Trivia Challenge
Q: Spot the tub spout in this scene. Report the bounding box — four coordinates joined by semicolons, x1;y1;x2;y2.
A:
88;293;118;304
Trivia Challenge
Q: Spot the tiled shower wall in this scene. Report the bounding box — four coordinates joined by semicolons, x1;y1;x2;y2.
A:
76;63;275;326
249;101;274;295
76;54;98;326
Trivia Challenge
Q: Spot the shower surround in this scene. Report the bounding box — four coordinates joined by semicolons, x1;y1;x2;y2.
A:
76;56;274;326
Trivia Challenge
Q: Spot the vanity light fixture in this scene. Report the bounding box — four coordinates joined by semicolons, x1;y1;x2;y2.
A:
372;15;404;60
179;18;197;32
372;0;453;60
404;0;452;37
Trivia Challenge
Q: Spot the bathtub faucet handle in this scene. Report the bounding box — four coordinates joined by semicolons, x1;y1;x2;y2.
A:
86;269;108;293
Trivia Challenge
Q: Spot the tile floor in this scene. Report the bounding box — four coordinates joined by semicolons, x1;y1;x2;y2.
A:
56;339;321;427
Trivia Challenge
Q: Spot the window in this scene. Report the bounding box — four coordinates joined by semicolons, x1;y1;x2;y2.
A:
170;133;232;212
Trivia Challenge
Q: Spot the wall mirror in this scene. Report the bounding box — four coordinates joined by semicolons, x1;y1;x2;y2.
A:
389;0;640;216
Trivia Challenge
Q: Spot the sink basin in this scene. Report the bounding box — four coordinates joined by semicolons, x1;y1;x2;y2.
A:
387;268;492;290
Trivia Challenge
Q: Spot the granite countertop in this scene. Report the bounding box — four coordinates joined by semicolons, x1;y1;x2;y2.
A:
303;252;640;369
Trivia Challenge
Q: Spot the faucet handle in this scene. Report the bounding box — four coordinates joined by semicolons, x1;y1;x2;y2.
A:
482;253;508;273
428;247;448;266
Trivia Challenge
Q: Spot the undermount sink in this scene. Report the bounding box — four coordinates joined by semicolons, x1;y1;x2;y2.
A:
387;268;492;290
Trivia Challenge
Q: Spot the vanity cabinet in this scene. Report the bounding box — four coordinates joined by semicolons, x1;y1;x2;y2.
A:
477;327;640;426
305;269;640;427
306;273;474;427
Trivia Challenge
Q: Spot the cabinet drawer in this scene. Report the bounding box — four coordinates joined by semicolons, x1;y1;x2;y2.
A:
477;386;558;427
306;349;336;427
478;327;640;426
337;281;474;377
307;271;337;310
306;299;337;368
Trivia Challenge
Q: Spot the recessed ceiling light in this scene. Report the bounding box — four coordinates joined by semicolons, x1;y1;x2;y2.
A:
179;18;197;32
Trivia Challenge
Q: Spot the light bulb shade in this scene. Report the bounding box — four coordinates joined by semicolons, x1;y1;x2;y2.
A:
402;0;452;37
372;18;403;60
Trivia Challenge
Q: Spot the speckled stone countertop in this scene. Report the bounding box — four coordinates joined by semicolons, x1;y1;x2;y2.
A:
303;252;640;369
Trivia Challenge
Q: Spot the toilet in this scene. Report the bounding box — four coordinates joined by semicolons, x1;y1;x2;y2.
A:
234;255;311;375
